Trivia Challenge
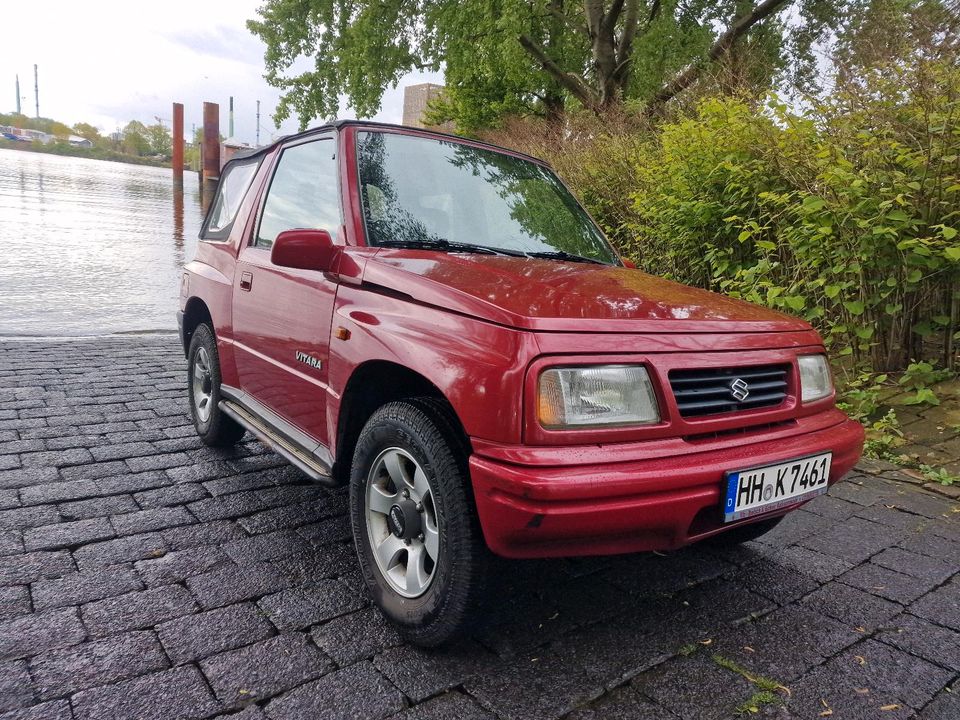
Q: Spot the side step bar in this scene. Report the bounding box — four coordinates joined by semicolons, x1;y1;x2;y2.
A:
219;399;335;485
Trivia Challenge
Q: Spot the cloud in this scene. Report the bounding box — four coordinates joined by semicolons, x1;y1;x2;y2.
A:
163;25;266;67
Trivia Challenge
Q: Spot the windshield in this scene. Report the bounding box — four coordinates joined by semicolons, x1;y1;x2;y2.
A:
355;131;619;264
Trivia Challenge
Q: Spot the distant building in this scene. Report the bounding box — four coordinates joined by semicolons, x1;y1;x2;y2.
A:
67;135;93;148
0;126;53;143
221;137;253;169
402;83;453;130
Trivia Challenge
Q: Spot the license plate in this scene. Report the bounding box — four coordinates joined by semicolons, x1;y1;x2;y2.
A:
722;452;832;522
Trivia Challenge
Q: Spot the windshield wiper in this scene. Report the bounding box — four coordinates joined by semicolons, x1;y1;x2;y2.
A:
524;250;609;265
377;238;525;257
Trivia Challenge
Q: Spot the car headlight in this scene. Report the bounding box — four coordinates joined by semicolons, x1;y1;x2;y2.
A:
538;365;660;428
798;354;833;402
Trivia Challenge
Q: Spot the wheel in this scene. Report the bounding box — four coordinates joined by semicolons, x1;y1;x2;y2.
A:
708;515;784;547
187;323;245;447
349;399;489;646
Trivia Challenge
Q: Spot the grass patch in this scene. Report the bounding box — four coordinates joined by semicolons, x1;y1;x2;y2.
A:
712;654;783;692
736;690;781;715
712;654;790;713
678;643;699;657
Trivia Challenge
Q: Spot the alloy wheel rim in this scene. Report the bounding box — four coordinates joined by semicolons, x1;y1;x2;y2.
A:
365;447;440;598
192;346;213;423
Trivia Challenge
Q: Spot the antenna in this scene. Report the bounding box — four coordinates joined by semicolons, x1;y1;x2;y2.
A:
229;96;234;138
256;100;260;146
33;64;39;118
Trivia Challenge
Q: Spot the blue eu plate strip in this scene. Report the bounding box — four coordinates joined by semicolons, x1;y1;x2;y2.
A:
724;473;739;520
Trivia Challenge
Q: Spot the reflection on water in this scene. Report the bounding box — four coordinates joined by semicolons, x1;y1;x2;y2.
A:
0;149;203;335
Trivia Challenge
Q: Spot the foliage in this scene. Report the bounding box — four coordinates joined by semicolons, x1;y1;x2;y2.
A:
919;463;958;485
146;122;172;158
737;691;781;715
247;0;843;131
0;112;71;138
897;360;952;405
0;111;185;167
71;123;103;144
121;121;151;157
835;370;890;422
862;408;905;460
711;655;788;695
488;52;960;373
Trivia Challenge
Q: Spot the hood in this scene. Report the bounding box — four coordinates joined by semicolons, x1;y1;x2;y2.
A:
360;249;812;333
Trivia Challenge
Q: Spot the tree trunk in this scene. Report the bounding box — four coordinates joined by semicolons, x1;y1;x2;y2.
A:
644;0;791;117
544;0;568;122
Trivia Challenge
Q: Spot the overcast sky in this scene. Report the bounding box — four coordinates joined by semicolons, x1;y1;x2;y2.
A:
0;0;443;144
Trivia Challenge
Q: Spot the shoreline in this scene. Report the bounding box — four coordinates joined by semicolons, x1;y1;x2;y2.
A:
0;139;175;168
0;331;178;341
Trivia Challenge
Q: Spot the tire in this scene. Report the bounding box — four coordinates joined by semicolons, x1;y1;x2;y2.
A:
707;515;784;547
349;398;489;647
187;323;245;447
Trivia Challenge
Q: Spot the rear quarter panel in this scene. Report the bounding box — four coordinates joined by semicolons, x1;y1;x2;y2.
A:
181;150;278;387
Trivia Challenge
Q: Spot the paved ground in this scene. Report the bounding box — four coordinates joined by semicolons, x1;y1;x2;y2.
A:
0;336;958;720
872;375;960;493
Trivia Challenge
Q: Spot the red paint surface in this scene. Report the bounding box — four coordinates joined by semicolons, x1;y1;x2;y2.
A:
181;121;865;557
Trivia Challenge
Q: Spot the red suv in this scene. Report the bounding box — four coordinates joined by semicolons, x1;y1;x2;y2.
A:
178;121;864;645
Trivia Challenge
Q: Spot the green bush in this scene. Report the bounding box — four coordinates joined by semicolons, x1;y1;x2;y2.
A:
487;58;960;374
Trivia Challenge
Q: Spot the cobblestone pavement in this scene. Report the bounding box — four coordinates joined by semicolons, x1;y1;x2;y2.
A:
1;336;958;720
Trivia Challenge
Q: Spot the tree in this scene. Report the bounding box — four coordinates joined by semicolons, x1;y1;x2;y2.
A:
147;122;172;157
121;121;150;156
72;122;102;144
248;0;840;130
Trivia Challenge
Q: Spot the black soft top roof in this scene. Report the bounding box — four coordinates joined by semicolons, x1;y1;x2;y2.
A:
228;119;547;166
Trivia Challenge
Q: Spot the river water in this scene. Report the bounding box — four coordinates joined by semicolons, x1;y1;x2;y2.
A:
0;149;204;336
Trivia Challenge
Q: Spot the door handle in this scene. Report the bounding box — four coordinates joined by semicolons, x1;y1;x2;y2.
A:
239;271;253;291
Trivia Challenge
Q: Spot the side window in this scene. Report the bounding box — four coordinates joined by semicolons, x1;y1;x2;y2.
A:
256;139;340;249
202;159;259;240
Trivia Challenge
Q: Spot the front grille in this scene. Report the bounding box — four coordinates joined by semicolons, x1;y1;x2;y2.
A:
669;364;789;418
683;420;797;443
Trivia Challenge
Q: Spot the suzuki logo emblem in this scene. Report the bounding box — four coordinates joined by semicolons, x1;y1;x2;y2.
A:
730;377;750;402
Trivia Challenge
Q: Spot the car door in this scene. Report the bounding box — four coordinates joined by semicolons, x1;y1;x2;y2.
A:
231;135;342;449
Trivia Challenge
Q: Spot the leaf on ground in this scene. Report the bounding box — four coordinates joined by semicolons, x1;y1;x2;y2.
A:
855;688;870;694
854;655;867;665
820;698;834;716
879;704;900;711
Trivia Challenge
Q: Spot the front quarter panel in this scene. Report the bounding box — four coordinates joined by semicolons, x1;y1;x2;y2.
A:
328;285;536;446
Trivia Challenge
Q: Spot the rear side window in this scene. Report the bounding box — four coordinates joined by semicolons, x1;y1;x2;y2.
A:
201;159;259;240
256;138;340;249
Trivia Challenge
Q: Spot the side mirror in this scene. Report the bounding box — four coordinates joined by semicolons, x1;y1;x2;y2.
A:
621;258;637;269
270;229;338;272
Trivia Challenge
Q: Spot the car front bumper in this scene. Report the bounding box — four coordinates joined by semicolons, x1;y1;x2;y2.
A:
469;409;865;558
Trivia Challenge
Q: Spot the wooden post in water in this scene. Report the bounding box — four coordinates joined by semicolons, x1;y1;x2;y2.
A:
201;101;220;209
172;102;184;190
